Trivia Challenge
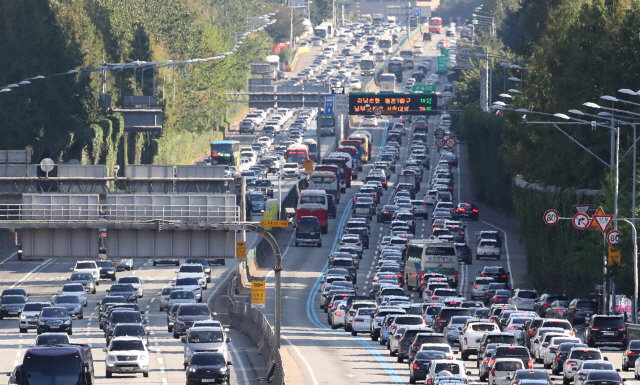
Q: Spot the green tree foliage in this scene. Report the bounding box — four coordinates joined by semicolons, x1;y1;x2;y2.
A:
264;4;306;44
310;0;332;26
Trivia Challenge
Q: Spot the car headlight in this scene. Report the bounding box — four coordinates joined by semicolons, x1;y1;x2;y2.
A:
218;367;228;373
64;320;71;324
39;320;46;325
106;355;116;361
189;367;197;373
139;354;148;361
20;314;26;320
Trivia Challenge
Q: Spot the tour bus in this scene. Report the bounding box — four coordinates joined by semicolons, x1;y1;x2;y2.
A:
285;144;310;168
380;73;396;92
314;22;334;41
341;139;368;163
302;139;318;161
386;57;404;82
386;15;396;25
321;156;351;189
429;17;443;34
210;140;241;168
378;36;393;55
360;58;376;77
319;114;338;136
403;238;458;291
314;164;344;193
351;130;373;159
326;152;355;181
297;189;329;233
308;171;341;203
336;145;363;172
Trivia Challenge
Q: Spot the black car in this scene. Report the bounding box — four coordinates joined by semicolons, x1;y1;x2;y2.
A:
1;288;29;302
104;310;146;343
0;295;27;319
345;227;370;249
186;352;232;384
410;350;447;383
173;304;214;338
551;342;587;375
377;205;401;223
96;260;117;281
584;314;628;348
107;284;137;303
455;243;472;265
456;203;479;220
37;307;73;335
564;298;599;325
422;32;431;41
481;266;510;284
492;345;533;369
622;340;640;371
534;294;568;317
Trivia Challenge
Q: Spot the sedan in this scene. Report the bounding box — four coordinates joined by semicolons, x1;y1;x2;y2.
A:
457;203;479;220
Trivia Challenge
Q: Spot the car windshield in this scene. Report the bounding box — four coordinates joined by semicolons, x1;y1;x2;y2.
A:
2;296;25;304
176;278;199;286
180;265;204;273
178;306;210;316
586;371;620;381
162;287;178;296
63;285;84;292
55;296;79;304
471;324;496;331
496;361;523;371
102;297;127;305
570;350;601;360
110;285;133;293
112;312;142;323
96;260;113;268
41;308;68;317
190;354;226;366
189;330;224;343
434;363;461;374
170;291;195;299
115;325;146;337
594;317;625;327
24;303;49;312
416;351;447;361
36;335;69;345
119;277;141;284
2;289;26;296
75;262;95;269
515;371;549;380
110;340;145;351
583;362;613;370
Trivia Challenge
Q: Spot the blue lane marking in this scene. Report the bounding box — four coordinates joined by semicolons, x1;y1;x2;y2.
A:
304;123;404;384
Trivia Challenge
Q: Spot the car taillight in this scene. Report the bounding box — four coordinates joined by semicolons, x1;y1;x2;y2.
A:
472;209;478;212
432;296;439;300
458;208;466;212
529;330;536;334
527;359;533;368
349;311;356;315
481;274;488;277
455;271;458;279
567;361;577;367
501;274;507;278
355;318;365;322
396;274;402;277
491;368;496;377
423;205;427;208
509;326;516;330
591;327;599;330
427;379;433;385
329;302;334;307
438;318;446;323
557;309;563;312
628;351;638;356
484;359;489;364
490;358;495;365
413;362;420;370
619;327;627;331
335;311;343;316
557;356;562;361
544;303;551;306
473;285;478;289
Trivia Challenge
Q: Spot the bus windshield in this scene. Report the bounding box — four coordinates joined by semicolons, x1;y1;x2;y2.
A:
320;116;335;128
360;60;375;70
314;28;327;39
23;352;83;385
286;149;308;165
300;196;326;205
210;141;239;166
379;39;392;48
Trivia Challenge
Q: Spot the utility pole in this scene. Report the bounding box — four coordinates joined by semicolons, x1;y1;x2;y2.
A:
290;0;295;50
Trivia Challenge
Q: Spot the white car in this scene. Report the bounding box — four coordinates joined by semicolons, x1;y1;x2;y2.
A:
535;332;566;364
503;315;535;341
60;283;88;307
476;239;501;260
574;360;615;385
173;277;203;302
329;301;348;329
531;327;566;360
176;263;208;289
72;260;100;281
183;326;230;365
488;358;524;385
351;307;376;335
508;289;539;311
458;321;500;360
117;276;144;298
563;347;603;383
344;301;377;332
104;336;150;378
472;276;495;299
424;288;458;303
19;302;51;333
542;336;581;369
425;359;468;383
413;44;424;55
282;163;301;178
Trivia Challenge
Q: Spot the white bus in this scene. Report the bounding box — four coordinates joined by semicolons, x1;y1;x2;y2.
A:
387;15;396;25
378;36;393;54
379;73;396;92
403;239;459;290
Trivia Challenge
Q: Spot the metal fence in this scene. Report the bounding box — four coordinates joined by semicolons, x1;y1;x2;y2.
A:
228;267;284;384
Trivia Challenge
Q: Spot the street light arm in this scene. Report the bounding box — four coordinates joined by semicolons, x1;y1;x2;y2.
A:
552;124;610;168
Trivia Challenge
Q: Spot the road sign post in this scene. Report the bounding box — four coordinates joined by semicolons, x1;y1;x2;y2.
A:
542;209;559;226
236;241;247;258
251;280;266;308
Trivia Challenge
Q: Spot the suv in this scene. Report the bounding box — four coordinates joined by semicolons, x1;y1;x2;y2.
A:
564;299;599;325
173;303;214;338
480;266;510;284
459;321;500;360
104;336;150;378
478;333;518;356
584;315;628;348
72;260;100;281
534;294;569;317
19;302;51;333
492;345;533;369
296;216;322;247
509;289;539;311
182;326;231;365
562;347;603;384
177;264;208;289
433;307;472;334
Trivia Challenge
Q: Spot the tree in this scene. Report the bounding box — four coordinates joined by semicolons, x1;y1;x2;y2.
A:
264;4;306;44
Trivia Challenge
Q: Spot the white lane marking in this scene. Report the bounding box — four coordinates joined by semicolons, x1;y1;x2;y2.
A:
160;367;165;374
157;357;163;364
16;351;20;357
10;259;53;289
229;342;250;385
283;335;320;385
161;378;168;385
480;220;514;288
0;252;16;265
14;360;18;366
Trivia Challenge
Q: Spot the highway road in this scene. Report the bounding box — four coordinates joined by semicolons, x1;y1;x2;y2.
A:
247;29;585;385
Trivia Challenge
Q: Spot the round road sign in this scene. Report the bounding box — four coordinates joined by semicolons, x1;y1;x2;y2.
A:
572;212;589;230
373;107;382;117
608;230;622;246
436;138;445;148
543;209;559;226
445;137;457;148
434;128;446;139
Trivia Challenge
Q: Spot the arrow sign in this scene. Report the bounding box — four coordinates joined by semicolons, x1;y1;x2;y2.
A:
434;128;446;139
607;230;622;246
572;213;589;230
543;209;559;226
436;138;445;148
589;206;606;228
593;215;614;234
573;204;591;214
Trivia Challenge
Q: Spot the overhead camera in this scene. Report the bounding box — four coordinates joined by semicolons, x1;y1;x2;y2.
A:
521;114;527;123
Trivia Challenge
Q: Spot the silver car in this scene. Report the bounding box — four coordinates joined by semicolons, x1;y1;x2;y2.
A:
182;326;231;365
159;286;179;311
54;295;83;319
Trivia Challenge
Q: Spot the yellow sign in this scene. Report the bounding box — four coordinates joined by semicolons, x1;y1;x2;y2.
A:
305;159;314;173
251;280;266;308
608;246;621;265
260;220;289;228
589;206;606;228
236;241;246;259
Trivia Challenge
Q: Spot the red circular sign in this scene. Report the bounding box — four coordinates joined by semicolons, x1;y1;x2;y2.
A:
445;137;457;148
373;107;382;116
572;213;589;230
436;138;445;148
434;128;445;139
543;209;559;226
608;230;622;246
